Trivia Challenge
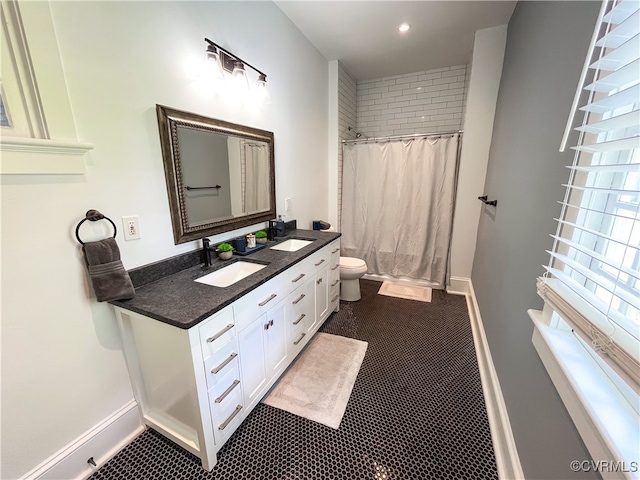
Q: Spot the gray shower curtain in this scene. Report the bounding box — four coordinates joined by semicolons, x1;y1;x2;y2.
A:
341;134;460;286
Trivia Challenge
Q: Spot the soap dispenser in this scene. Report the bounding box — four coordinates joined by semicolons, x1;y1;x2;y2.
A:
275;215;286;237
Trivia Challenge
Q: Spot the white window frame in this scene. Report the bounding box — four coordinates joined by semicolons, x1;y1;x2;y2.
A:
0;0;92;175
531;0;640;478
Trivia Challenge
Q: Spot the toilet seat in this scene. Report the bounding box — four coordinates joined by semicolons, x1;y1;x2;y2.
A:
340;257;366;271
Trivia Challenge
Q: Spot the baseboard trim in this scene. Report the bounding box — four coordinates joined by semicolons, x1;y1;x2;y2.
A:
455;277;525;480
447;276;471;295
21;400;143;480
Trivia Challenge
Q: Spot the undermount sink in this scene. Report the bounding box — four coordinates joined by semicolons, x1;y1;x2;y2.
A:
270;238;313;252
195;261;267;288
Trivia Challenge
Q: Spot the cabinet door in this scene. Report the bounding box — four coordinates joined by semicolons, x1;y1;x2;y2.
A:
238;314;268;410
264;302;287;380
311;268;329;332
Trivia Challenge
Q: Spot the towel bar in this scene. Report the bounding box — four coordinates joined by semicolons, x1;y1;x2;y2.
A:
75;209;117;245
478;195;498;207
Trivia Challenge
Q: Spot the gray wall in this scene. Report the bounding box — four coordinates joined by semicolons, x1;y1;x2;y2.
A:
471;2;600;479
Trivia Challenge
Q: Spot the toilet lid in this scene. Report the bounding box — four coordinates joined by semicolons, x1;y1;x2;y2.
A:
340;257;366;269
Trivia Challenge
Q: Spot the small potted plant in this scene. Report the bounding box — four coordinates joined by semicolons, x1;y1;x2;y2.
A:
255;230;268;244
216;242;234;260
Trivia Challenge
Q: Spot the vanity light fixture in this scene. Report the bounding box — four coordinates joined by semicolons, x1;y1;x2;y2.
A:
398;23;412;33
203;38;270;106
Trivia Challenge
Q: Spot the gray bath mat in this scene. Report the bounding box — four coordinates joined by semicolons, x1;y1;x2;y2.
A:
262;333;367;429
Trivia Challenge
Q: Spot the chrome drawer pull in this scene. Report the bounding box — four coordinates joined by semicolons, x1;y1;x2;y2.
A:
211;352;237;374
331;279;339;287
215;379;240;404
292;273;305;283
206;324;234;343
258;293;277;306
292;293;305;305
219;405;243;430
317;278;323;285
331;265;339;271
331;248;340;254
293;313;305;325
314;259;325;266
332;295;339;303
293;332;306;345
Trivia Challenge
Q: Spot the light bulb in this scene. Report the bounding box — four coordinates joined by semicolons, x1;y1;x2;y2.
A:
253;73;272;105
232;62;250;95
202;45;224;81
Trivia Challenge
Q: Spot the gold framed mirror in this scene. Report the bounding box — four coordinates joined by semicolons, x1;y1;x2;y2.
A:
156;105;276;244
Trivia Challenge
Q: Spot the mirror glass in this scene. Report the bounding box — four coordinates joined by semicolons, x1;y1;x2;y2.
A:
156;105;276;244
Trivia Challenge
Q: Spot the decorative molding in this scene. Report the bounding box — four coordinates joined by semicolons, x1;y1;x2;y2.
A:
0;137;93;175
20;400;143;480
452;277;525;480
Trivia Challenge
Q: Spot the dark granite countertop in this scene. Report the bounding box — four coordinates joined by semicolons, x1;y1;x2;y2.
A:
111;229;341;329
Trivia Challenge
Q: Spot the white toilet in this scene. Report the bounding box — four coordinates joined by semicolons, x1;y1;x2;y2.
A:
339;257;368;301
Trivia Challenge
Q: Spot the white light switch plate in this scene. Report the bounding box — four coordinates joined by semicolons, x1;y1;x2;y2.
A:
122;216;140;240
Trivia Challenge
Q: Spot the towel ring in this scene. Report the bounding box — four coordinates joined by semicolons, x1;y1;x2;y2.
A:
75;209;117;245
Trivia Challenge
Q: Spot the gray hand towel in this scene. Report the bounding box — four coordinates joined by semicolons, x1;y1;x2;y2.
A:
83;237;135;302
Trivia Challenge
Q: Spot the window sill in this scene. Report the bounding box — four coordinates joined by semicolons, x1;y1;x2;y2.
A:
0;137;93;175
529;309;639;479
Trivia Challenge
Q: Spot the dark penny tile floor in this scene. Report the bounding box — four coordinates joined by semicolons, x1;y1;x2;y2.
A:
89;279;497;480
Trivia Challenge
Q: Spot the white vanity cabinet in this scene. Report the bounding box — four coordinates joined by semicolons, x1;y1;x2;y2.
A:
115;236;340;471
115;305;240;471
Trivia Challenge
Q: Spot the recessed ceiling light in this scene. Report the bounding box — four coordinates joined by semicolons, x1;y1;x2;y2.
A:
398;23;411;33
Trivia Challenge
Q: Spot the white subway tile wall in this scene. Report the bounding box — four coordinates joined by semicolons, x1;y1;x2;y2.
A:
356;65;469;137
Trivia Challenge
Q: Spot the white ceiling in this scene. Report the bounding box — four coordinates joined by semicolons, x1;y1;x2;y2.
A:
275;1;516;81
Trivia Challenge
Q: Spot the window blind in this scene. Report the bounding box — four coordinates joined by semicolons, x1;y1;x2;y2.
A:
538;0;640;392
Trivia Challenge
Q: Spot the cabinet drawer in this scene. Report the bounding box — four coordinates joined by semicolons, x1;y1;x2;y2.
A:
330;284;340;314
329;239;341;267
199;306;235;359
209;365;242;411
210;387;243;431
203;338;240;389
289;329;310;355
285;281;314;341
288;257;312;291
212;395;244;444
329;267;340;290
308;248;330;274
234;273;287;332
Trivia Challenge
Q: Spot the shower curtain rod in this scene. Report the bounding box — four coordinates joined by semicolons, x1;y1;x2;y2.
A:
341;129;463;144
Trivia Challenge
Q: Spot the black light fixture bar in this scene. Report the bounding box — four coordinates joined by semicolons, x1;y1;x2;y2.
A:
204;38;267;79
